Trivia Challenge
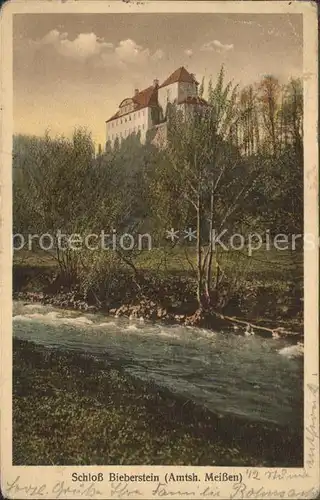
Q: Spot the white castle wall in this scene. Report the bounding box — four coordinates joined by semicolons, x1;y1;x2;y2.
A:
106;107;151;147
157;82;179;119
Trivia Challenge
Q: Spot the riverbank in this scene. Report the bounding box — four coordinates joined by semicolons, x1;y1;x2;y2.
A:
13;253;304;341
13;338;303;467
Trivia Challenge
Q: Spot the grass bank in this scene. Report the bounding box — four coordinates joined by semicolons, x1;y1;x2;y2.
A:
13;246;303;336
13;338;303;467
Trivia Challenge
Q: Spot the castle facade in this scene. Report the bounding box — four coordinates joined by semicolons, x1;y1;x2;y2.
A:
105;67;208;148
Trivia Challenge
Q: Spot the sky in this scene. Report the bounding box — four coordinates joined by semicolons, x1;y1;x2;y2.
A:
13;13;303;147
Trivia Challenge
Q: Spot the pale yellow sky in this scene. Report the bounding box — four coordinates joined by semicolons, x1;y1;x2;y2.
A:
13;13;303;147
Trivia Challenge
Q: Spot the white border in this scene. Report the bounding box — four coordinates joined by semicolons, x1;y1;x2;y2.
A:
0;2;319;499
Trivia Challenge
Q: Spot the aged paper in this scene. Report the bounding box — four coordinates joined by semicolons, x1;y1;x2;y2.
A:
0;1;319;499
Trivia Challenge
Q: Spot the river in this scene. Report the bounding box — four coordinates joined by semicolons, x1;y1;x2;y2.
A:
13;301;303;428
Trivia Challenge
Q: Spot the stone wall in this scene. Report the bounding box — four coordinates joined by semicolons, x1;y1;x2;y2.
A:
151;122;167;148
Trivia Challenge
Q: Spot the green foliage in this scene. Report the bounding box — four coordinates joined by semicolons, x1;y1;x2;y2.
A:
198;76;205;98
13;128;151;287
13;66;303;311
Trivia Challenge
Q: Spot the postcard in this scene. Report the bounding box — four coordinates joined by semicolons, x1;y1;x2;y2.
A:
0;1;319;499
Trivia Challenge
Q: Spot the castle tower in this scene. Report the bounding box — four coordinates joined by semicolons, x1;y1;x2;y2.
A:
157;66;198;119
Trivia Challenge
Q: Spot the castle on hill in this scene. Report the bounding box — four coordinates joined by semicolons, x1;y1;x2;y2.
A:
105;67;209;148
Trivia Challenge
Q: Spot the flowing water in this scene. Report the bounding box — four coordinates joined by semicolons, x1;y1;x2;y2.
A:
13;301;303;428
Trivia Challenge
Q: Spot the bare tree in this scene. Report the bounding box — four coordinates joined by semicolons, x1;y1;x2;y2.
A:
162;67;259;310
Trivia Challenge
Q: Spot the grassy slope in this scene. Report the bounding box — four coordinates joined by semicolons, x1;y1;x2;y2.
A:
13;246;303;328
13;246;303;278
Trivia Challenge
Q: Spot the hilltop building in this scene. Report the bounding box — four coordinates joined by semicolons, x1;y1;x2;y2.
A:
105;67;208;148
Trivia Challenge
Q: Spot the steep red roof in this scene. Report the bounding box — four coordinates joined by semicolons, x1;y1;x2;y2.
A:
106;85;158;123
133;85;158;108
159;67;198;88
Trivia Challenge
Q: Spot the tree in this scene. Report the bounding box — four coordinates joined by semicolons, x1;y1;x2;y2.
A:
238;85;260;155
152;67;259;310
13;128;128;284
257;75;281;156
